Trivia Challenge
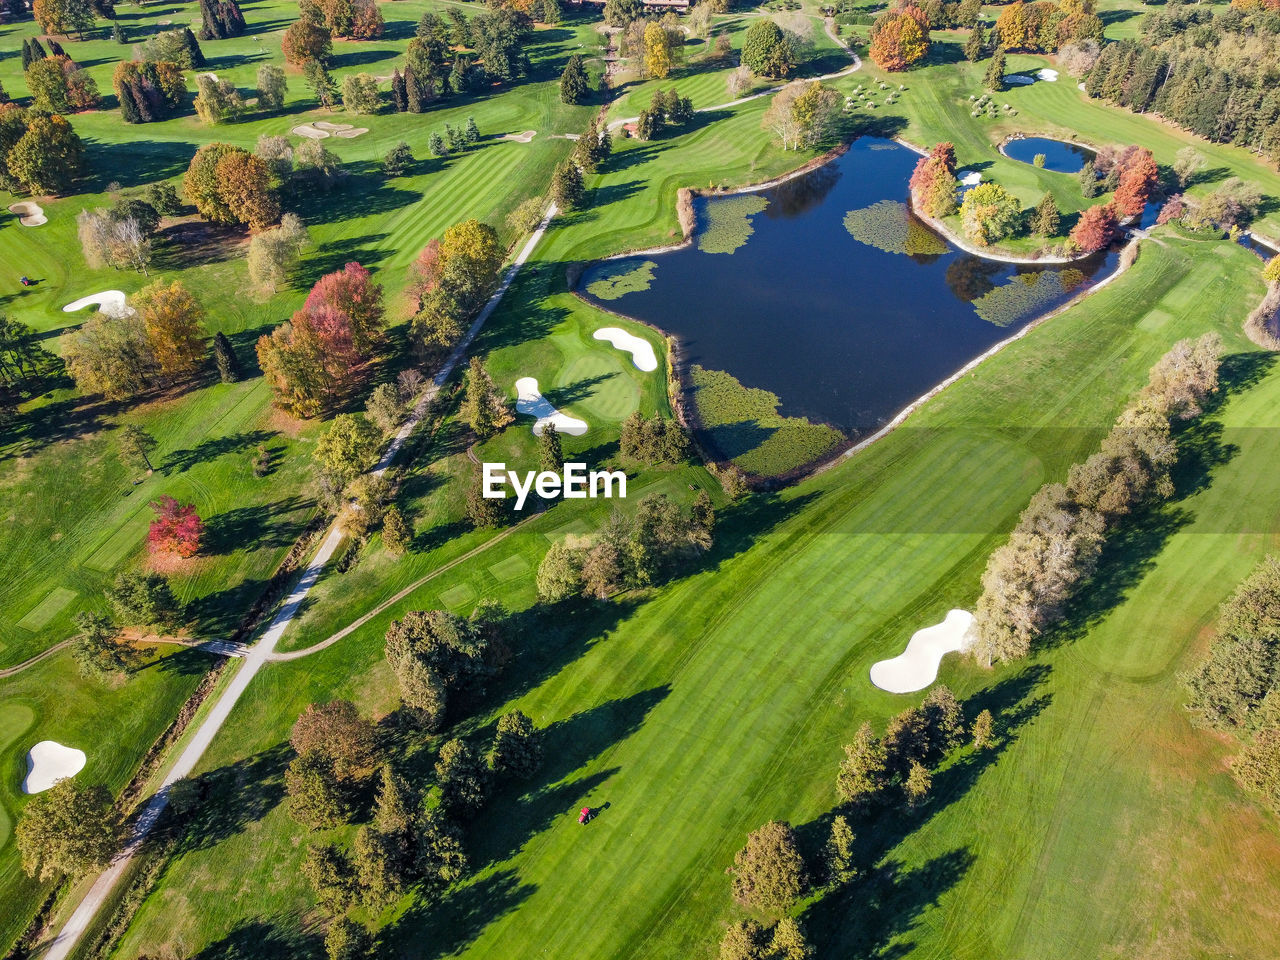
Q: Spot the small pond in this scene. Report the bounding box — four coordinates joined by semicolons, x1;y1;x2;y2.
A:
1001;136;1095;174
578;138;1118;476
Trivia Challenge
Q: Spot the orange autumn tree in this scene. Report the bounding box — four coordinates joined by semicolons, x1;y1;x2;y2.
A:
132;280;207;378
870;4;930;71
909;141;960;217
1113;147;1159;218
1070;202;1119;253
215;150;280;230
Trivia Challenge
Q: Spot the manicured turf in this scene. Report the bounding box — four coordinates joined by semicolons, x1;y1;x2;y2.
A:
0;0;596;948
12;1;1280;956
0;645;213;952
112;220;1280;960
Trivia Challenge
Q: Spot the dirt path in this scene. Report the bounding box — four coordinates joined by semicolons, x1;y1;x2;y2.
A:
0;636;235;681
40;201;561;960
270;511;541;663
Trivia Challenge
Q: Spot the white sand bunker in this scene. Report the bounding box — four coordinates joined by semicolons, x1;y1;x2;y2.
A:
500;130;537;143
957;170;982;187
595;327;657;372
1036;68;1059;82
9;201;46;227
23;740;87;794
515;377;588;436
295;121;368;140
63;290;133;318
870;609;974;694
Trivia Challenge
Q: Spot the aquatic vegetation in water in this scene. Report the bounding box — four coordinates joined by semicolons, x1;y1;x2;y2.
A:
843;200;949;256
586;260;658;301
690;365;844;478
972;268;1087;326
698;195;770;255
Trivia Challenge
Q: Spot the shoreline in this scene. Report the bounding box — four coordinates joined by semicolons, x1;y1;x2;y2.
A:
568;137;1140;487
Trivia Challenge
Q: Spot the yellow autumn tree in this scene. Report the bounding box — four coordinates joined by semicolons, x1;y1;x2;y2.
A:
132;280;207;377
644;20;672;79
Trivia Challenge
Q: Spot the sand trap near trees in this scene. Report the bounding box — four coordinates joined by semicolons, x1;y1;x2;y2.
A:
594;327;658;372
293;121;368;140
63;290;132;318
957;170;982;187
23;740;87;794
515;377;588;436
500;130;537;143
1037;68;1059;82
870;609;974;694
9;201;46;226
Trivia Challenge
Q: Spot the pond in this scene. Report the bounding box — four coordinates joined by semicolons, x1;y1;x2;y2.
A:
1001;136;1095;174
578;138;1118;479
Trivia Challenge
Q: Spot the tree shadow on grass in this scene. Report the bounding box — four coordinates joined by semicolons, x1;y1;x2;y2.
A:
203;497;315;555
0;391;116;464
809;847;976;959
162;429;276;475
469;685;671;867
798;665;1052;955
168;742;293;855
189;918;322;960
380;867;535;959
545;373;615;408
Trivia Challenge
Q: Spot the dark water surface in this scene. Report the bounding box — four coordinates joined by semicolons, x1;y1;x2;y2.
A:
579;138;1118;437
1001;136;1096;174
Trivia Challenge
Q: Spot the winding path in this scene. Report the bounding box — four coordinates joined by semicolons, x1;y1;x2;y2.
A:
40;202;560;960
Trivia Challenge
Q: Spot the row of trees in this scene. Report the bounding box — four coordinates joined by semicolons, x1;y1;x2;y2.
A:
1184;557;1280;814
993;0;1103;54
536;491;715;601
719;685;995;958
1082;5;1280;165
971;333;1223;665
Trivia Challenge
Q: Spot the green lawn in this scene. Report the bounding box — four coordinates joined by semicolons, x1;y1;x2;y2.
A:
113;217;1280;960
9;1;1280;956
0;0;597;947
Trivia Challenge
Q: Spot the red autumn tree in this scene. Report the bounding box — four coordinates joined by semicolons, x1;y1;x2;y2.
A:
408;239;442;308
256;306;365;418
1112;147;1159;218
303;262;385;354
1070;203;1119;254
148;496;204;558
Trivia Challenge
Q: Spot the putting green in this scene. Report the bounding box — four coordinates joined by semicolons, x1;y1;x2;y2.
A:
439;583;477;610
557;353;639;423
